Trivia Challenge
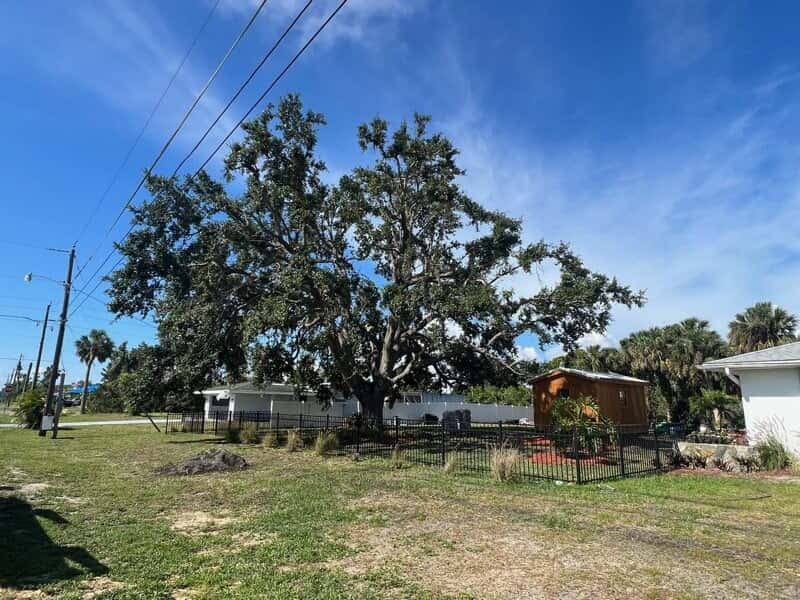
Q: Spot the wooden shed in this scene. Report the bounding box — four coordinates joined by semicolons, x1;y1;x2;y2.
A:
531;368;649;430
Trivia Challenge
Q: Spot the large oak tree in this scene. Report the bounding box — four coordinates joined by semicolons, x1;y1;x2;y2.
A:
109;95;643;420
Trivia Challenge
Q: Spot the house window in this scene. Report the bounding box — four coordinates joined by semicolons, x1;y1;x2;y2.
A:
403;393;422;403
211;396;230;408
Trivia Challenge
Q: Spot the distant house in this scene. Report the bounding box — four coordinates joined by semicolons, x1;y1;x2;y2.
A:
700;341;800;455
197;382;531;423
531;368;649;430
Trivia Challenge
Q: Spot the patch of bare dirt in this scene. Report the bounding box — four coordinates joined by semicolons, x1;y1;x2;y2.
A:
170;511;235;536
81;576;125;599
0;589;49;599
312;490;785;599
18;483;50;497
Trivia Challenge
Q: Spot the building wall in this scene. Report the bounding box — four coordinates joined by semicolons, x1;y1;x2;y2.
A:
738;367;800;455
533;374;648;428
382;400;531;423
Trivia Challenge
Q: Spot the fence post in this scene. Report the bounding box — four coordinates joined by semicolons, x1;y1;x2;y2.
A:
326;414;330;431
201;411;205;434
276;412;280;430
572;428;582;484
165;413;170;434
498;421;504;446
299;413;303;437
394;416;399;447
440;421;446;467
618;432;626;477
653;429;662;470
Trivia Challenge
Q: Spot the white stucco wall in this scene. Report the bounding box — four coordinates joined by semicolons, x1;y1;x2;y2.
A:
737;367;800;455
381;400;531;423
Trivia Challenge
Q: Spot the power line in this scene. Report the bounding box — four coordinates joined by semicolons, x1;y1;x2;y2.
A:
72;0;223;248
68;0;348;322
73;0;269;283
170;0;315;177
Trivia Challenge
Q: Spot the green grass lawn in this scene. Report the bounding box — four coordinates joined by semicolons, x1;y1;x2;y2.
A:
1;427;798;599
0;410;166;424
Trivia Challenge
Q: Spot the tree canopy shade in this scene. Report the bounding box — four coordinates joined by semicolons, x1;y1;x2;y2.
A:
728;302;797;354
109;95;644;420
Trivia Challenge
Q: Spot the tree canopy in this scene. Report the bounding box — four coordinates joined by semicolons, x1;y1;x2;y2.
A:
109;95;643;419
728;301;797;354
74;329;114;414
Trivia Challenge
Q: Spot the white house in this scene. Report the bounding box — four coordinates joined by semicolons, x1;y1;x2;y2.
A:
197;383;531;423
700;341;800;455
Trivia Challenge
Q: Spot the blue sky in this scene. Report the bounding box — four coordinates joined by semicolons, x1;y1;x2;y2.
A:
1;0;799;382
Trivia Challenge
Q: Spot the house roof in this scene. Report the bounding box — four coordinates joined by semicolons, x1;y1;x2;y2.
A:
699;341;800;371
530;367;648;385
199;382;311;396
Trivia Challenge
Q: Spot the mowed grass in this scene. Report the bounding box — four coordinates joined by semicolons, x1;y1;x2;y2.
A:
1;428;799;599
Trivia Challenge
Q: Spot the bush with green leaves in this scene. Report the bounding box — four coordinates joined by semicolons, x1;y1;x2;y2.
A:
224;424;241;444
550;395;614;452
755;435;793;471
12;390;43;429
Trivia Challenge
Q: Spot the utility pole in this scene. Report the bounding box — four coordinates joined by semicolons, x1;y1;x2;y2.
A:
51;370;66;439
22;362;32;392
32;303;51;389
40;246;75;437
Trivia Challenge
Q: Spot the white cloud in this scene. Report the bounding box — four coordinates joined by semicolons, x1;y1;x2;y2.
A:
423;52;800;345
220;0;425;48
639;0;720;68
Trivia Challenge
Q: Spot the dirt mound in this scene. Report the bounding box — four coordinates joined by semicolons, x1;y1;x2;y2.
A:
157;449;248;476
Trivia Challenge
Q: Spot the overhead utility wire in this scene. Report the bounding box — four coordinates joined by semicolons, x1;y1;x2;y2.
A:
72;0;223;249
73;0;269;283
69;0;348;322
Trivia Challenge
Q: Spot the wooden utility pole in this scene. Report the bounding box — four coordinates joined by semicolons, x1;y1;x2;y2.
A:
51;370;66;439
32;303;51;390
22;362;32;392
40;246;75;437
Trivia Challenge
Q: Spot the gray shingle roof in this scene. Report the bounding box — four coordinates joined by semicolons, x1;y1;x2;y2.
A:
700;341;800;370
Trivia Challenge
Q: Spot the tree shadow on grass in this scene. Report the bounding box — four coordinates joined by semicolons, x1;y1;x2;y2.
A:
166;438;224;445
0;496;107;589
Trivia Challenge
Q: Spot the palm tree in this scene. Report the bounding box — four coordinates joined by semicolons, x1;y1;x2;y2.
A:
728;302;797;354
75;329;115;414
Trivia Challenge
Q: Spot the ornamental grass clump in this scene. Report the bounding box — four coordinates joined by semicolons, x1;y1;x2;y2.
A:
286;429;303;452
314;431;339;456
240;423;261;445
443;453;460;475
756;435;792;471
262;429;279;448
489;444;519;483
390;445;403;470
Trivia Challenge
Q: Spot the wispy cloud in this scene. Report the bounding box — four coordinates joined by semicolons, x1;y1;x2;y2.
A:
423;48;800;350
638;0;722;68
219;0;425;49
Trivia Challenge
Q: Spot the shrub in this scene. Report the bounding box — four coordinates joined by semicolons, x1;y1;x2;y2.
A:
489;444;519;482
314;431;338;456
390;445;403;469
286;429;303;452
756;435;792;471
240;424;261;445
224;425;241;444
443;453;460;474
262;429;279;448
12;390;43;429
551;395;614;453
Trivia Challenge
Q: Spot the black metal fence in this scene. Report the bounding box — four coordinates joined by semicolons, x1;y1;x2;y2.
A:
164;411;676;484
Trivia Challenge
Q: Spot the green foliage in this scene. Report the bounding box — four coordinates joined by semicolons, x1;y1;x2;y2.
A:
240;424;261;445
86;384;125;413
619;318;728;422
313;431;339;456
466;385;530;406
551;395;613;443
223;425;241;444
756;436;793;471
546;345;623;373
688;388;742;431
729;302;797;354
12;390;42;428
108;94;642;420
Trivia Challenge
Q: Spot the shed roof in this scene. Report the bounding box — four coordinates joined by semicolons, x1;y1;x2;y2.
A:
199;382;311;396
530;367;648;385
699;341;800;371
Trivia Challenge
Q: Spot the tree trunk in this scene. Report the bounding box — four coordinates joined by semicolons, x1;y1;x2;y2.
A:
355;385;385;424
79;357;94;414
